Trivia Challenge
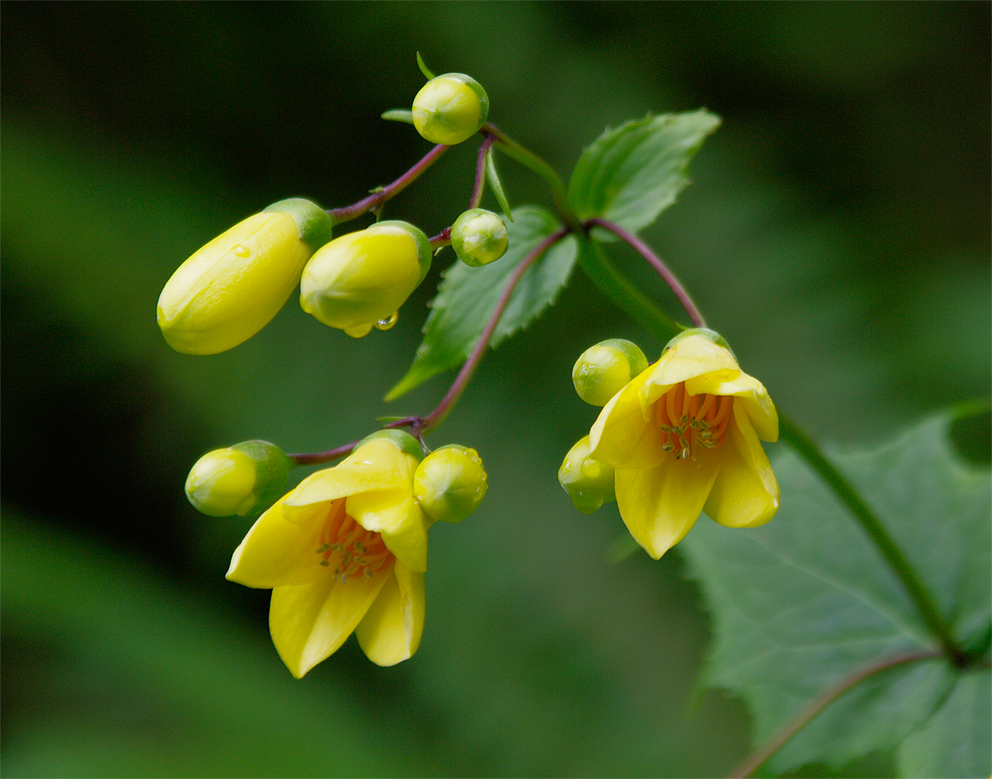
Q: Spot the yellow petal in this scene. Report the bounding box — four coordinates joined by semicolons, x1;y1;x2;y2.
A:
268;568;390;678
355;560;425;666
688;371;778;442
615;455;721;559
704;402;780;528
226;497;328;589
282;439;413;517
589;369;667;469
350;494;430;573
641;335;740;407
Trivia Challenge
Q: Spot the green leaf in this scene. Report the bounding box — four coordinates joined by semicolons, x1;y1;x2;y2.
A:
485;145;513;221
568;110;721;238
898;667;991;778
381;109;415;125
680;413;991;776
387;206;575;400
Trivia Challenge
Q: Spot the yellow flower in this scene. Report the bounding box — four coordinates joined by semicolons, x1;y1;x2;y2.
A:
226;433;430;677
588;329;779;559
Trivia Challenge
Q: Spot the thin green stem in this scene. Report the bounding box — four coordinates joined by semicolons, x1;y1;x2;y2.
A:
575;237;681;342
729;649;944;778
585;218;707;328
778;413;966;664
483;122;583;233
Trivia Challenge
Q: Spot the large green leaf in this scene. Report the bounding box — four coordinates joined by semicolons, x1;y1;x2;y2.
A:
680;414;991;776
386;207;577;400
567;110;721;237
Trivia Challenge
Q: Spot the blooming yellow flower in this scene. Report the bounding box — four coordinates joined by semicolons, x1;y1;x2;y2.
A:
588;329;779;559
226;433;430;677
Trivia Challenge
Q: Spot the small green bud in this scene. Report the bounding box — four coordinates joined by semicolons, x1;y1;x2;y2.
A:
355;429;425;463
414;445;488;524
300;220;431;338
450;208;509;267
412;73;489;146
572;339;649;406
558;436;615;514
663;328;736;361
185;440;292;517
157;199;331;355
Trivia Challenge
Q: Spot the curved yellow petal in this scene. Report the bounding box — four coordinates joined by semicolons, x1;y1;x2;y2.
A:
703;402;780;528
282;439;413;516
615;455;721;559
589;370;667;470
356;560;425;666
641;335;740;407
226;497;328;589
351;496;429;573
268;568;390;678
688;371;778;442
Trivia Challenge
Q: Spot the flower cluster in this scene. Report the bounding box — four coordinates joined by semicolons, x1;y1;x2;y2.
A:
561;329;780;559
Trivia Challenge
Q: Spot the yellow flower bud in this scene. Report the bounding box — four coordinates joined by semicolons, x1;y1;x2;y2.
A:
414;445;488;524
450;208;509;267
157;199;332;355
185;440;292;517
299;221;431;338
572;339;649;406
558;436;616;514
412;73;489;146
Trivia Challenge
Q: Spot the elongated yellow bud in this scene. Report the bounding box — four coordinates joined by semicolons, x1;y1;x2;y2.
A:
157;199;332;355
299;221;431;338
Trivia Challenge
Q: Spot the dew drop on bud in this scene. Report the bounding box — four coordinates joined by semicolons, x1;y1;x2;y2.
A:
374;312;399;331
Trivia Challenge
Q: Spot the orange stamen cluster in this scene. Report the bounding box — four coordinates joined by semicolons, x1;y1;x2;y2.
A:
655;383;732;462
315;499;393;583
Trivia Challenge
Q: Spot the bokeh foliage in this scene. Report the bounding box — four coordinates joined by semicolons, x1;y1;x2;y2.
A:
2;3;989;777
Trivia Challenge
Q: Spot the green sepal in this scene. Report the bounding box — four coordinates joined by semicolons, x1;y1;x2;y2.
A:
381;109;415;125
374;219;432;285
229;439;293;516
355;429;425;463
485;146;513;222
416;51;435;80
263;198;333;254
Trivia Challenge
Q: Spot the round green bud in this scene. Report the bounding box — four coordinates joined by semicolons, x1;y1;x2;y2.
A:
355;429;426;463
414;445;488;524
299;220;431;338
558;436;616;514
185;440;291;517
572;339;649;406
450;208;509;267
412;73;489;146
157;198;331;355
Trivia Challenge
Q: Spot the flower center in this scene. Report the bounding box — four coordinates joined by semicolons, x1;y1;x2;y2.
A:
315;499;393;583
655;383;732;462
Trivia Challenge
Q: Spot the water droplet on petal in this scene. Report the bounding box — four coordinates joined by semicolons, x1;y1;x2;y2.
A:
374;312;399;330
231;244;251;258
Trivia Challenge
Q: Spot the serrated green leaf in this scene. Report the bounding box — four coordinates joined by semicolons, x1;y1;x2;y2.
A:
680;413;991;776
568;110;721;238
485;146;513;222
381;109;415;125
387;207;576;400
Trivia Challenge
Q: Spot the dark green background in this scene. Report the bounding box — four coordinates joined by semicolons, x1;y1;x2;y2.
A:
2;3;989;777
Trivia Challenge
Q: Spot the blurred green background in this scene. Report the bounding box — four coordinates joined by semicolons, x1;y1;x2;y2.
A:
2;3;989;777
